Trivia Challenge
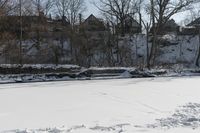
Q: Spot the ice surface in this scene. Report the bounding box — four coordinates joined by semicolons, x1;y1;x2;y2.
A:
0;77;200;132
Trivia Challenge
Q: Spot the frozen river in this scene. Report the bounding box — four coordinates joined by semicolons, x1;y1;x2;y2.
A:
1;77;200;133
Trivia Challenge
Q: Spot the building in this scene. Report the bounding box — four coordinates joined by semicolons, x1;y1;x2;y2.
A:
0;12;47;33
187;17;200;27
115;14;142;35
80;14;107;32
78;14;109;42
0;13;71;39
150;19;179;35
124;14;142;34
178;17;200;35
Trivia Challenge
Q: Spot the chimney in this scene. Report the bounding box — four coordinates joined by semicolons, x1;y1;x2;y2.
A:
39;11;44;17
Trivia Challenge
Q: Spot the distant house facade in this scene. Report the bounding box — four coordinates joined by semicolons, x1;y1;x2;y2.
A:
116;14;142;35
80;14;142;36
80;14;107;32
150;19;179;35
0;12;47;33
187;17;200;27
178;17;200;35
79;14;109;42
0;12;71;39
124;15;142;34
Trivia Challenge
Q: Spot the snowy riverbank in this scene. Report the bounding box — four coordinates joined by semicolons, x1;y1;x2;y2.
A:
1;65;200;83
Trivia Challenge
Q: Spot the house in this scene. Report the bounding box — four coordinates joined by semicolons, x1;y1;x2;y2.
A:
124;14;142;34
47;16;70;32
150;19;179;35
178;26;199;35
78;14;109;43
116;14;142;35
178;17;200;35
0;12;47;33
187;17;200;27
80;14;107;32
0;13;71;39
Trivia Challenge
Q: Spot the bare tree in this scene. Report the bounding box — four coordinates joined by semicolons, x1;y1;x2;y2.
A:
149;0;156;66
9;0;35;16
30;0;42;17
145;0;195;67
55;0;86;63
31;0;52;58
0;0;17;15
68;0;86;27
43;0;54;16
55;0;68;19
94;0;144;66
141;18;152;68
0;0;9;15
55;0;86;27
31;0;54;16
94;0;138;36
150;0;195;33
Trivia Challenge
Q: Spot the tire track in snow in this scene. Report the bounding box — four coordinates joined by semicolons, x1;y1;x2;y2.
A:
97;91;168;114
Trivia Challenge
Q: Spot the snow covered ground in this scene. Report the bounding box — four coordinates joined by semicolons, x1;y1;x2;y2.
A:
1;77;200;133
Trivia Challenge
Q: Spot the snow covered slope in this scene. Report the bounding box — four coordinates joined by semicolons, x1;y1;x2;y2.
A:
1;77;200;132
119;34;200;66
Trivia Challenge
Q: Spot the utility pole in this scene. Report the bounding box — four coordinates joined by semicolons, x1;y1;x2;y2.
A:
19;0;23;65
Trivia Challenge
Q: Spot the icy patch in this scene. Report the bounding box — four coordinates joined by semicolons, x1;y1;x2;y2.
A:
120;71;132;78
161;34;177;42
148;103;200;129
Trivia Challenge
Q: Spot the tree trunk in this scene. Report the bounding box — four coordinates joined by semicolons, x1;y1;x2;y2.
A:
149;0;157;67
120;20;125;37
19;0;23;65
146;24;150;69
135;36;138;66
195;28;200;66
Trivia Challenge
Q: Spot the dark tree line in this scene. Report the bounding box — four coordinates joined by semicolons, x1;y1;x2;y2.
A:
0;0;199;68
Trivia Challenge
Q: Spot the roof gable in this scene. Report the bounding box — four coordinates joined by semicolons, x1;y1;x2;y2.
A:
187;17;200;26
84;14;103;24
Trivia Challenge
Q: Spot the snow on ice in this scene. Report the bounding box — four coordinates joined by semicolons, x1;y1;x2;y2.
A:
1;77;200;132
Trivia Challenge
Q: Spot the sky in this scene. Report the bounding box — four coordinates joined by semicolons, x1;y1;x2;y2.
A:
85;0;99;17
84;0;197;25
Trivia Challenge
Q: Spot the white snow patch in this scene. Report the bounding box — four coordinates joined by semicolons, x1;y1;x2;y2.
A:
120;71;132;78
